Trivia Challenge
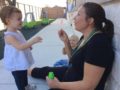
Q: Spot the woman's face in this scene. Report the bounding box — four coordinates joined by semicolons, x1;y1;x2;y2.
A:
74;6;89;32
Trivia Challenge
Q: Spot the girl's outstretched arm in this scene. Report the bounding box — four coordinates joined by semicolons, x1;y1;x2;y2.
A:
5;35;42;50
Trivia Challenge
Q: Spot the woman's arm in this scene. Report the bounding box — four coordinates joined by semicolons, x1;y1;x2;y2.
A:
5;35;42;50
47;62;105;90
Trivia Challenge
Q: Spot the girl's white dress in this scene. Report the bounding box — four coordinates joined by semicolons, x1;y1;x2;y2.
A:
3;31;34;71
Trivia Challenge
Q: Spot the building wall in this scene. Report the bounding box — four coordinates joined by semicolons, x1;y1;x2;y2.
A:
67;0;112;26
41;6;65;19
75;0;84;8
0;0;6;8
75;0;111;9
103;1;120;89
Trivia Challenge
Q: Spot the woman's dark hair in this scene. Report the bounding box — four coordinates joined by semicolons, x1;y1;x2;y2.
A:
83;2;114;41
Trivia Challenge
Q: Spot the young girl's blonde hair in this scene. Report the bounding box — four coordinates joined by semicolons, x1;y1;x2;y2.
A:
0;6;21;25
69;34;79;41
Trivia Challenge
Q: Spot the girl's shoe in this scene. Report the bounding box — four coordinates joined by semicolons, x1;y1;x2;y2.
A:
25;84;37;90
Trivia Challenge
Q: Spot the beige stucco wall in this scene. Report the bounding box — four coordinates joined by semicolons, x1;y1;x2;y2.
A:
42;6;65;19
67;0;113;27
103;1;120;90
75;0;111;9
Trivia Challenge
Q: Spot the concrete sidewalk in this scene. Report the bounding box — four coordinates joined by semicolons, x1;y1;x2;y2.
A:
0;18;80;90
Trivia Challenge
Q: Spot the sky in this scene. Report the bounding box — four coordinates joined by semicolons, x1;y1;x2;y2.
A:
17;0;67;7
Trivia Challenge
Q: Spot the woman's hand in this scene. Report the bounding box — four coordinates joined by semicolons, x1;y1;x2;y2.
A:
58;29;69;43
46;76;60;89
58;29;72;58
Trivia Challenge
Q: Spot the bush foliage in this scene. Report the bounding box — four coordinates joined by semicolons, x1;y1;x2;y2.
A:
22;18;55;29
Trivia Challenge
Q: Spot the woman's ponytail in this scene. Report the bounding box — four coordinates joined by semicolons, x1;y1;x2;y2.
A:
102;19;114;41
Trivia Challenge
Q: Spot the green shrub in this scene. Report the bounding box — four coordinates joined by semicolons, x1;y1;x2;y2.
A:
41;18;55;25
22;21;41;30
41;18;49;25
22;19;55;29
49;19;55;23
35;21;41;26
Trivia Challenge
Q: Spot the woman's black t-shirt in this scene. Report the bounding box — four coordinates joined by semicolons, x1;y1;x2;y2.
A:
62;33;114;90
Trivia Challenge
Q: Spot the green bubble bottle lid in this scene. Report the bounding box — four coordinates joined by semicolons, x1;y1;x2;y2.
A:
48;72;54;79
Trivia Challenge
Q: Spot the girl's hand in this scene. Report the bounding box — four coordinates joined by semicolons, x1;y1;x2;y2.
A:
30;46;32;50
58;29;69;43
46;76;60;89
32;36;42;44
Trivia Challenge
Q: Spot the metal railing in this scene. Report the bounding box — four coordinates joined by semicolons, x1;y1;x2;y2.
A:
0;2;42;30
16;2;42;21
